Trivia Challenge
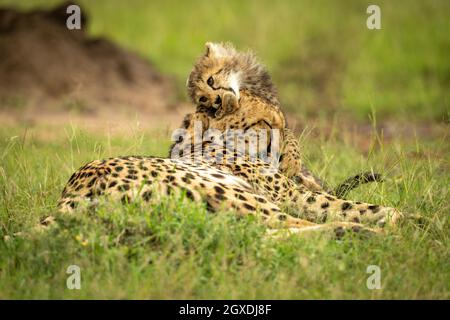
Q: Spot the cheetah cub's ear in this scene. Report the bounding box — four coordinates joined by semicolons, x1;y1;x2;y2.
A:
205;42;232;58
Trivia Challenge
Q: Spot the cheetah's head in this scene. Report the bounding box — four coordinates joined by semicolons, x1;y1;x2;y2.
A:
187;42;278;115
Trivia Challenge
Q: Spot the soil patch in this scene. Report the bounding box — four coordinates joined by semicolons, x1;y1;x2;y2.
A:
0;1;180;122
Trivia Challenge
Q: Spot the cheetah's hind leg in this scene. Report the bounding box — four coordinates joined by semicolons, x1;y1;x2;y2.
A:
266;220;382;240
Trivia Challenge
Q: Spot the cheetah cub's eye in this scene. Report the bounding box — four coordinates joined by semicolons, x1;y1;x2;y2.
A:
207;76;214;87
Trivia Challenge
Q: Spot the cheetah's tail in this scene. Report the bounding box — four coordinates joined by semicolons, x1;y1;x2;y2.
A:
333;172;383;198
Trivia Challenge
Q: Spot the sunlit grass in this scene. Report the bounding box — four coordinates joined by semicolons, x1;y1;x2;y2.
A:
0;0;448;299
0;125;448;299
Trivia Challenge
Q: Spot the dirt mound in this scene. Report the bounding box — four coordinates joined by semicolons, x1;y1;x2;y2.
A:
0;2;178;117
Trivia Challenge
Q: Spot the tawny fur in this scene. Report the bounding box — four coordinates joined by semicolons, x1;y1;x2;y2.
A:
179;42;378;194
55;42;402;238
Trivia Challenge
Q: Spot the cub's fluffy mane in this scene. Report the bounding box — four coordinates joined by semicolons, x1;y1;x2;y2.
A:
187;42;280;107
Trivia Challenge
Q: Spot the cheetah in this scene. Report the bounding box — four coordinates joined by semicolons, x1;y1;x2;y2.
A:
57;153;400;235
173;42;382;197
56;43;403;237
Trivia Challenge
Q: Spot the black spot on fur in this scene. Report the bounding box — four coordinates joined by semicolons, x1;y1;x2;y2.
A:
118;184;130;191
307;196;316;203
121;195;131;204
215;193;226;201
183;189;195;201
108;181;118;188
181;177;190;183
236;194;247;201
243;203;256;211
69;201;77;209
342;202;353;210
142;191;152;201
87;178;97;188
185;173;196;180
334;226;345;239
214;186;225;194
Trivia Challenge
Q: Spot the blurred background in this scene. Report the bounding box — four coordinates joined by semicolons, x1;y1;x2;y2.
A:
0;0;448;136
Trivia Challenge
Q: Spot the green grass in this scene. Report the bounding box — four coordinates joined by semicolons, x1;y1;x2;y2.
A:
1;0;449;121
0;0;448;299
0;124;448;299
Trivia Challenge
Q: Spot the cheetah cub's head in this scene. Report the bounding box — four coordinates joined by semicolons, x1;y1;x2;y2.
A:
187;42;279;117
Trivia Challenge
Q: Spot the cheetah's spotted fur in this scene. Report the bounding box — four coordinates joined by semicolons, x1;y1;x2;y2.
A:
57;43;402;236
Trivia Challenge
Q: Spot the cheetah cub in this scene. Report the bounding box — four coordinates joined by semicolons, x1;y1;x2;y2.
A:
174;42;382;196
